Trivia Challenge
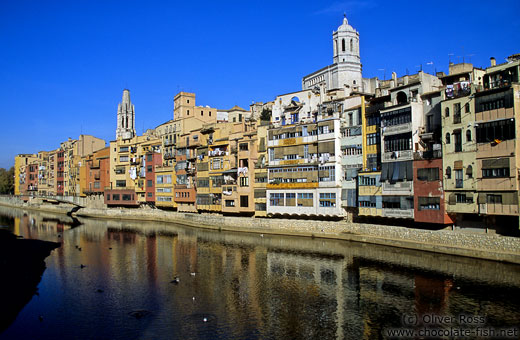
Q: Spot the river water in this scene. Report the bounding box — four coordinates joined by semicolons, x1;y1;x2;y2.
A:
0;206;519;340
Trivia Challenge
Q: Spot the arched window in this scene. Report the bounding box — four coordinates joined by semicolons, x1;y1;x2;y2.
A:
446;133;451;144
466;165;473;178
446;166;451;179
350;39;353;51
396;91;407;105
466;129;472;142
342;39;345;52
445;107;450;117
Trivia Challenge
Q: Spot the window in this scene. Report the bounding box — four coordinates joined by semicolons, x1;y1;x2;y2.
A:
466;165;473;178
445;107;450;117
286;193;296;206
455;169;463;188
147;154;153;162
384;132;412;152
240;195;248;207
359;176;377;186
94;182;100;189
454;193;468;203
120;146;129;152
418;197;440;210
122;194;133;201
487;194;502;204
381;107;412;127
446;167;451;179
225;200;235;207
240;176;249;187
476;119;515;143
157;187;172;193
342;39;345;52
270;193;284;206
482;158;510;178
239;143;248;151
482;168;510;178
319;166;335;182
147;192;153;197
367;115;380;127
116;180;126;188
211;158;222;170
359;200;376;208
157;196;172;202
197;178;209;187
417;168;439;181
147;180;153;187
445;133;451;144
466;130;472;142
112;194;120;201
119;155;129;162
106;194;111;201
465;103;470;113
453;130;462;152
147;165;153;173
319;193;336;207
367;133;380;146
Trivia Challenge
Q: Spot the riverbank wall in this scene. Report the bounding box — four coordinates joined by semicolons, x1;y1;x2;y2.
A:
1;197;519;264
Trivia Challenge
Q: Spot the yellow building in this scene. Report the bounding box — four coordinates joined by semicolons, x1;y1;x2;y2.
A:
14;154;37;196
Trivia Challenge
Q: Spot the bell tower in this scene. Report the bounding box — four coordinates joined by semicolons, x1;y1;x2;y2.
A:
332;15;362;90
116;89;136;140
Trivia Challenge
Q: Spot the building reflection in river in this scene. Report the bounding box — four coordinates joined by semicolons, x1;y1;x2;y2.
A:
1;206;519;340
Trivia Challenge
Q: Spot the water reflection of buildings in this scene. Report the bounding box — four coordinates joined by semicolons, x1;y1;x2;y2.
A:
2;207;519;339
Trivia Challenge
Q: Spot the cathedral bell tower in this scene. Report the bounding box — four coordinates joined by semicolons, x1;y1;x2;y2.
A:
332;15;362;91
116;89;136;140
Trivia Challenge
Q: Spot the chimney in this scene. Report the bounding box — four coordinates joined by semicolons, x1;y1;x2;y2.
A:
490;57;496;67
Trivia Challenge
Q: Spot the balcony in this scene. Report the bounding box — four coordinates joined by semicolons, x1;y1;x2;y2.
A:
445;85;471;99
383;150;413;162
382;208;414;219
382;122;412;136
382;181;413;195
413;150;442;160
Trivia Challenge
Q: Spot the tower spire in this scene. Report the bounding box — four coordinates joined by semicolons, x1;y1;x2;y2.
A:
116;89;136;140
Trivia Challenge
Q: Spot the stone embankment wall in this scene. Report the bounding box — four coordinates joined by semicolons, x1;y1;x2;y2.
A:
0;196;74;215
75;206;520;264
1;196;519;264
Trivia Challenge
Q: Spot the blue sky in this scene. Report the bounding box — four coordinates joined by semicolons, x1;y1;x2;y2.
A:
1;0;518;168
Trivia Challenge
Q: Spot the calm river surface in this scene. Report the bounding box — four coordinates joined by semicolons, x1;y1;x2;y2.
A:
0;206;519;340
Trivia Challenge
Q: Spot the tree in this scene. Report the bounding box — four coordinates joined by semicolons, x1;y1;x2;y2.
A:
0;167;14;194
260;108;272;122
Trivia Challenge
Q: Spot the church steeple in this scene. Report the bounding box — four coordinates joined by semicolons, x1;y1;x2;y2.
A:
333;14;360;65
116;89;136;140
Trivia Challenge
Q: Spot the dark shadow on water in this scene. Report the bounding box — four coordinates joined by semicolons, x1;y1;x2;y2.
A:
0;229;60;334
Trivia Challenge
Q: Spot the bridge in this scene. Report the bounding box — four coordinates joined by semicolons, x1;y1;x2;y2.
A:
1;194;87;208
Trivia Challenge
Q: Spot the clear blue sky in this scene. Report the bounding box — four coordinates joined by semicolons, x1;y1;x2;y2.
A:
1;0;518;169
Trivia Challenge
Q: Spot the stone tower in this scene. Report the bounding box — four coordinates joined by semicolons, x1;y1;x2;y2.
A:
332;15;362;90
116;89;136;140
